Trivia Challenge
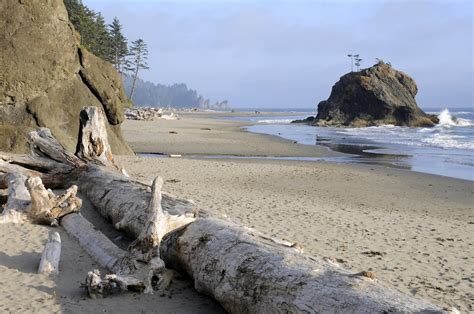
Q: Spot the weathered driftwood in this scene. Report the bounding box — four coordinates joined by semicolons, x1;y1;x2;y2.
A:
0;106;446;312
84;176;194;297
161;218;444;313
38;231;61;275
62;213;125;270
124;107;179;121
0;173;30;223
1;108;199;237
26;177;81;226
76;106;118;168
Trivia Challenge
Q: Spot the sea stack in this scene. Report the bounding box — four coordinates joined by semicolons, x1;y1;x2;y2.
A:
0;0;133;154
314;61;439;127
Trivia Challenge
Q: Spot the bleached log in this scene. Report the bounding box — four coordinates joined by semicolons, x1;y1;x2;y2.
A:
62;213;125;270
0;173;30;223
38;231;61;275
160;218;443;313
26;177;82;226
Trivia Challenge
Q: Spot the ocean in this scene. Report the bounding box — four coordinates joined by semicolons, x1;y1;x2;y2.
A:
229;108;474;181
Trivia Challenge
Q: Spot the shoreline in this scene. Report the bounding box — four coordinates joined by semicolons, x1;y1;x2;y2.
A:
125;112;473;182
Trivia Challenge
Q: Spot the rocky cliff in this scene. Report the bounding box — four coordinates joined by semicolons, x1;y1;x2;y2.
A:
314;62;438;127
0;0;133;154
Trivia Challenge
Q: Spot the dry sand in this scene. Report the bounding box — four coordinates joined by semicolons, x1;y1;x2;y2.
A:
0;113;472;312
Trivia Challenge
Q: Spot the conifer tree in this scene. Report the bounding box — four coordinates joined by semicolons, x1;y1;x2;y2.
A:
126;39;150;101
64;0;113;62
109;17;129;73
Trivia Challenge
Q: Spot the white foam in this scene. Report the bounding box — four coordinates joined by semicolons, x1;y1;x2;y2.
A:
437;109;473;127
421;134;474;150
257;119;294;124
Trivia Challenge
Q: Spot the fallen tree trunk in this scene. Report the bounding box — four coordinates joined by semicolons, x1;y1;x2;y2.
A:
160;218;443;313
0;106;446;312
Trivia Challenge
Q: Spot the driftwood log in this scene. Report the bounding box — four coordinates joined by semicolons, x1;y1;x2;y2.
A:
38;231;61;275
0;106;448;312
124;107;179;121
0;173;81;225
0;173;30;223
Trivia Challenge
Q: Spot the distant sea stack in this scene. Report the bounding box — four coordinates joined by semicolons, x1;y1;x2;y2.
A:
313;61;439;127
0;0;133;154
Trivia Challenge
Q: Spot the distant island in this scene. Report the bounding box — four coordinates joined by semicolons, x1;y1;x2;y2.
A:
122;75;230;110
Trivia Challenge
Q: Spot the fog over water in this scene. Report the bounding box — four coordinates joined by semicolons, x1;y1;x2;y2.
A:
85;0;473;109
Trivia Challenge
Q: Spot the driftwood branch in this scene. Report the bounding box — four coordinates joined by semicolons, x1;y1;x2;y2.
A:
26;177;81;226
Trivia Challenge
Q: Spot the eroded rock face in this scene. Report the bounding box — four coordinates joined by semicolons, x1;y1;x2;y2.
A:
0;0;133;154
314;62;438;127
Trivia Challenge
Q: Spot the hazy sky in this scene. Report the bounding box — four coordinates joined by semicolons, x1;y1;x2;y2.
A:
85;0;473;109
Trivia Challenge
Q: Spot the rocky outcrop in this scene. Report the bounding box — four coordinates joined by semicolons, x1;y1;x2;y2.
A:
0;0;133;154
313;62;438;127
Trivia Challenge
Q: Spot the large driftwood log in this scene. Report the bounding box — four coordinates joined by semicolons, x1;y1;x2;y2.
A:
38;231;61;275
161;218;443;313
0;107;447;312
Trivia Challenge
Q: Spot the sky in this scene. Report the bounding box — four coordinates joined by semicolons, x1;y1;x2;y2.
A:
84;0;473;109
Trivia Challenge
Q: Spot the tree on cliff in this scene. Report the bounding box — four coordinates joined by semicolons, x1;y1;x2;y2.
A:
126;39;150;101
92;13;114;62
64;0;113;61
109;17;129;73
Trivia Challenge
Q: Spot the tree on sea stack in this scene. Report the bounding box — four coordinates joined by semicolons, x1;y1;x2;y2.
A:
127;38;150;101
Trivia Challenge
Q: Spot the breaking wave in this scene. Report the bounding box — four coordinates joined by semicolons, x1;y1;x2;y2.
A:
437;109;473;127
257;119;294;124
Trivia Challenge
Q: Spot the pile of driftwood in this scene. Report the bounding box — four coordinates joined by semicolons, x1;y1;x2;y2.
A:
0;107;449;312
125;107;179;121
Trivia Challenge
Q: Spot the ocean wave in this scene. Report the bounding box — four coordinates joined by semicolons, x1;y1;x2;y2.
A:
335;123;473;150
257;119;294;124
427;110;473;115
437;109;473;127
421;134;474;150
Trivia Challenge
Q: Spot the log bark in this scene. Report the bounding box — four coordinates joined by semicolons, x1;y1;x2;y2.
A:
160;218;443;313
38;231;61;275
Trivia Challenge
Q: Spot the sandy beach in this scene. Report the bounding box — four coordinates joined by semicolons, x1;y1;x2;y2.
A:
1;113;473;312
